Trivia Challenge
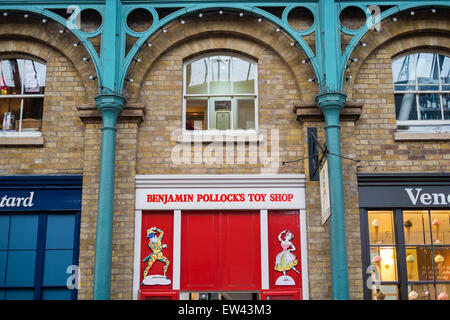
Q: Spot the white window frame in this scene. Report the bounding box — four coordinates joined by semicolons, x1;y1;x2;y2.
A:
0;57;45;138
182;52;259;140
393;52;450;132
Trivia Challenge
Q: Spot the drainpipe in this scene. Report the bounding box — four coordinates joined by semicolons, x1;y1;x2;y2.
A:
93;93;125;300
316;92;349;300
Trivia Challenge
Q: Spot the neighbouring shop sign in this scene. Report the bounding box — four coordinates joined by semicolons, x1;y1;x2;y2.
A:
0;192;35;208
0;175;82;212
320;160;331;225
359;185;450;208
136;188;305;210
0;189;81;211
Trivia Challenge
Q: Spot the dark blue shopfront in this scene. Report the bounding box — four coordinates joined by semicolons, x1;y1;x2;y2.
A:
0;176;82;300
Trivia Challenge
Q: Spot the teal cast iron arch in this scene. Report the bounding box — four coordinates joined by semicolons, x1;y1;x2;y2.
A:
0;4;104;89
339;1;450;91
120;3;322;93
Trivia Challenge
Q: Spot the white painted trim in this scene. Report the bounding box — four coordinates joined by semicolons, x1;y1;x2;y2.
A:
135;174;306;210
133;174;308;297
176;130;265;143
135;174;306;189
0;131;42;137
132;210;142;300
260;210;269;290
172;210;181;290
300;209;309;300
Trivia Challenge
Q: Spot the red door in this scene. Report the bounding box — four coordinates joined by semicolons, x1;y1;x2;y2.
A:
181;211;261;291
263;210;302;300
140;211;178;299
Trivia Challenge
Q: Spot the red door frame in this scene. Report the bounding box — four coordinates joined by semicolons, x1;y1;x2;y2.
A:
260;289;302;300
138;210;304;300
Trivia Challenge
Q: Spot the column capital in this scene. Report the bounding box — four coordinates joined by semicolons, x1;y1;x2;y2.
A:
95;93;126;112
315;92;347;111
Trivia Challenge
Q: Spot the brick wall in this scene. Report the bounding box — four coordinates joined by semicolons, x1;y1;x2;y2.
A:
0;39;85;174
349;13;450;173
1;11;449;301
135;20;305;176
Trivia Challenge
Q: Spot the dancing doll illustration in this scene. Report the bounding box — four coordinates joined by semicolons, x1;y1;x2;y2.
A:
141;226;171;286
274;230;300;286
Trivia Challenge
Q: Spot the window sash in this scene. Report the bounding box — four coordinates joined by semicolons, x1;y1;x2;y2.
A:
0;212;80;300
183;54;258;131
1;58;45;134
393;53;447;92
361;208;450;300
393;53;450;126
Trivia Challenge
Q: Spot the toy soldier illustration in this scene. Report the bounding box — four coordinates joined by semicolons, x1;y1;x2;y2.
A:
142;226;171;286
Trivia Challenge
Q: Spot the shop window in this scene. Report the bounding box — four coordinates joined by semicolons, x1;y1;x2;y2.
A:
0;57;45;136
0;212;79;300
392;52;450;133
365;210;449;300
183;54;257;131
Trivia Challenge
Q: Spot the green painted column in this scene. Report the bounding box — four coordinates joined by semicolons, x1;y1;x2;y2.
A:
316;92;349;300
93;93;125;300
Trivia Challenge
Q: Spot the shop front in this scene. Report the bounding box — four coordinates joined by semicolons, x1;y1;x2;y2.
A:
0;175;82;300
133;174;308;300
358;173;450;300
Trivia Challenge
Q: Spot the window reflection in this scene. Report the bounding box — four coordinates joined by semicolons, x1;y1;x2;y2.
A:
408;284;434;300
186;58;208;94
0;58;46;133
185;99;207;130
415;53;440;85
434;247;449;281
436;284;449;300
440;55;450;86
184;54;257;131
405;246;434;281
370;247;397;282
366;210;450;300
403;211;430;244
368;211;395;245
402;210;449;300
0;59;46;95
430;211;449;244
395;93;418;121
371;285;398;300
392;55;416;87
392;53;450;131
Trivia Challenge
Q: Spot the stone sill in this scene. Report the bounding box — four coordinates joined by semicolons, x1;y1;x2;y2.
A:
0;136;44;146
394;132;450;141
176;130;266;143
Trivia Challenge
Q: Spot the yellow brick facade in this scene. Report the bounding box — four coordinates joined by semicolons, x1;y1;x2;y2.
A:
0;12;449;300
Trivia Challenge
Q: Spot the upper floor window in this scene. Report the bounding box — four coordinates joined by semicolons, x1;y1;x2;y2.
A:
0;57;46;135
183;54;257;131
392;52;450;132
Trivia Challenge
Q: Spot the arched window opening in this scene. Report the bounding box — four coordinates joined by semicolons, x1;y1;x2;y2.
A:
0;57;46;134
392;52;450;132
183;53;258;131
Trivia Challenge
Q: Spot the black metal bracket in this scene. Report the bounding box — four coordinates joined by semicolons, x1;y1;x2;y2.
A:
307;127;327;181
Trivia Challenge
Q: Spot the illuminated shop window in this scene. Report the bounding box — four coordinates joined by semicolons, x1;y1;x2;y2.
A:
0;57;46;135
183;54;257;131
392;52;450;132
367;210;449;300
